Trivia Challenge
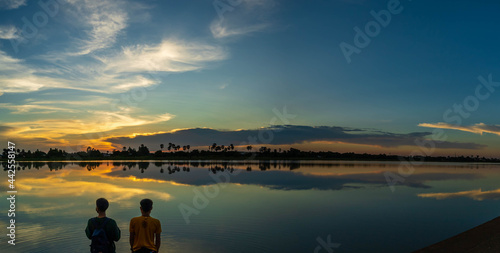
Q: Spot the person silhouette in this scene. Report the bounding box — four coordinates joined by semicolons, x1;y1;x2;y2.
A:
85;198;121;253
129;199;162;253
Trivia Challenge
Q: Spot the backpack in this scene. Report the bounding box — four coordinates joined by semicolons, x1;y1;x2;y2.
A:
90;217;110;253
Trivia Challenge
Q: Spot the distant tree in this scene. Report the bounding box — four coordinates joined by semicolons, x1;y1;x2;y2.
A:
160;144;164;151
127;147;137;156
138;144;150;156
211;143;217;152
48;148;61;158
33;149;46;158
247;145;252;152
186;145;190;152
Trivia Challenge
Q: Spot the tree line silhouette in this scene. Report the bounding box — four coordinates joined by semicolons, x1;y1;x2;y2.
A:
1;160;306;174
2;143;500;163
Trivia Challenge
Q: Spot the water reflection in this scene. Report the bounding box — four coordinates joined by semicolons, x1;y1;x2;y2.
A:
418;188;500;201
3;161;500;253
2;160;495;191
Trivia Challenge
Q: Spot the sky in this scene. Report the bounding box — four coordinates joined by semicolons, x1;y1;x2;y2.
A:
0;0;500;156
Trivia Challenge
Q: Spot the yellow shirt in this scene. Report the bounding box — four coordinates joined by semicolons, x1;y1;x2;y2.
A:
129;216;162;251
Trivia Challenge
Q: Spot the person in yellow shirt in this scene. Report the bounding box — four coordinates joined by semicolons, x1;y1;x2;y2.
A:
129;199;162;253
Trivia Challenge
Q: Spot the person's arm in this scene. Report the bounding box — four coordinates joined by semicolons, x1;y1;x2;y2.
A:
113;220;121;242
85;219;92;239
155;233;161;253
129;232;135;253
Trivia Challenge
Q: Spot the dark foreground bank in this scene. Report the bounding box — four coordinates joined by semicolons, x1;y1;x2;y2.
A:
414;216;500;253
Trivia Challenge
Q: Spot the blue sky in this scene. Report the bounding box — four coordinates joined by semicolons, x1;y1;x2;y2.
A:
0;0;500;156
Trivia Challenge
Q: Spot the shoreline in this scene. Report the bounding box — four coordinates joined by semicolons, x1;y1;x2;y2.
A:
414;216;500;253
3;157;500;163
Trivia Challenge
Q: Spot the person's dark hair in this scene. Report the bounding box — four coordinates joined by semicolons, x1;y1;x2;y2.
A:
140;198;153;213
96;198;109;212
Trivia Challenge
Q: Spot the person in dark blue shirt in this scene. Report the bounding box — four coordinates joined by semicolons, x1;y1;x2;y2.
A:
85;198;121;253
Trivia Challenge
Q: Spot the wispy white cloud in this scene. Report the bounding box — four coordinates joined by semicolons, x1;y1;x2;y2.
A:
419;122;500;136
210;0;275;39
0;0;26;10
65;0;128;55
0;50;23;68
103;39;228;73
0;0;230;96
210;20;268;39
0;25;19;39
0;76;67;93
0;96;113;114
0;103;77;114
0;36;228;94
0;51;70;94
2;111;174;138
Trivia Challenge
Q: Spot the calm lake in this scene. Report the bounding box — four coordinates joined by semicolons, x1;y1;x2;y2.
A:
2;160;500;252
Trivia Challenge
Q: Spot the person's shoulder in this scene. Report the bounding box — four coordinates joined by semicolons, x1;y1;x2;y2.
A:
106;217;117;224
130;216;142;222
151;217;161;224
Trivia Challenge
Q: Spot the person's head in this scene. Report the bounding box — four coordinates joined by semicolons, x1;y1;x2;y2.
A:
96;198;109;213
140;198;153;214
